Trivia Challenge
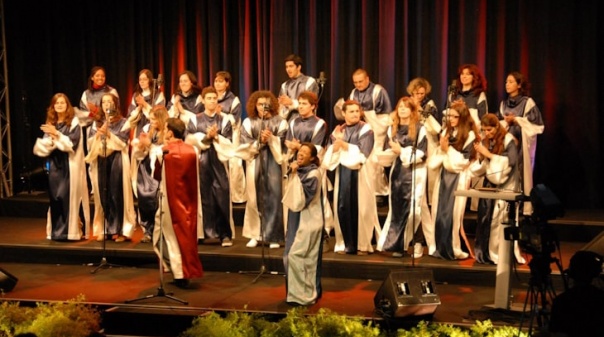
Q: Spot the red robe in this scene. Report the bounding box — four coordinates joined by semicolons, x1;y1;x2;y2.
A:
158;140;203;279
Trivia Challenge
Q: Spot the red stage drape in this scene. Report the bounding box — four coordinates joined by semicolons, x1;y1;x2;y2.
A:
4;0;602;208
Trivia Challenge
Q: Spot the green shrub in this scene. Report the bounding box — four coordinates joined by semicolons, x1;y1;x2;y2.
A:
0;295;100;337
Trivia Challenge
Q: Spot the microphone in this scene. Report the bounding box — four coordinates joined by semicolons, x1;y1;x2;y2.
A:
317;71;327;86
448;80;458;93
157;74;164;88
262;102;271;113
283;167;292;179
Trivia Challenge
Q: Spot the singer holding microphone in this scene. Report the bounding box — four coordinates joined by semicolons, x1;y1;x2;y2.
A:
33;93;90;241
376;97;427;258
238;91;288;249
282;142;324;306
470;113;525;265
85;93;136;242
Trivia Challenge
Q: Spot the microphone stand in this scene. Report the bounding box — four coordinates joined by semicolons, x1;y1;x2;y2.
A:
126;185;187;304
91;113;123;274
409;124;420;267
239;110;282;283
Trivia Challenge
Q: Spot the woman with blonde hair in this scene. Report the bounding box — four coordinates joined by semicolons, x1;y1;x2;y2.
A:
131;105;169;243
376;97;427;258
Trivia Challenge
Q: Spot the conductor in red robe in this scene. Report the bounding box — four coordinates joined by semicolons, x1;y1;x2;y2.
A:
153;117;203;288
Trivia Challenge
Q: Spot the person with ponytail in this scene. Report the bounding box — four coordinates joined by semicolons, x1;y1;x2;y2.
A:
471;113;525;264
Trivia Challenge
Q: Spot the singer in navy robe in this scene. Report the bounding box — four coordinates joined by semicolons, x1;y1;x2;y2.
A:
376;97;428;256
283;143;323;306
278;54;319;122
426;101;477;260
130;106;169;243
498;72;544;215
166;70;203;125
447;64;488;128
471;114;525;264
323;100;380;255
76;66;119;145
125;69;166;139
214;71;247;203
85;93;136;242
33;93;90;241
238;91;288;248
186;87;235;246
334;69;392;197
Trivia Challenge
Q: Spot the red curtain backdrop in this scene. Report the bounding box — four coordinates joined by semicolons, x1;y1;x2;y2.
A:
4;0;603;208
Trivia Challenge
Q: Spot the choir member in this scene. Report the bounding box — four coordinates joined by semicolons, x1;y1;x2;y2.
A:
33;93;90;241
130;106;168;243
498;71;544;215
335;69;392;199
77;66;119;138
426;100;477;260
284;91;334;247
323;100;380;255
166;70;203;124
214;71;246;203
408;77;441;257
448;64;488;127
278;54;319;122
186;86;235;247
283;142;324;306
471;113;525;264
376;97;427;257
153;117;203;288
239;91;288;248
85;93;136;242
125;69;166;139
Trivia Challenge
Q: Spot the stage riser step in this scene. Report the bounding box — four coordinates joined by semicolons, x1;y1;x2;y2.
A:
0;245;565;290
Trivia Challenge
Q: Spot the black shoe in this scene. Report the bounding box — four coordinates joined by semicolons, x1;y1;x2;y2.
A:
173;278;190;289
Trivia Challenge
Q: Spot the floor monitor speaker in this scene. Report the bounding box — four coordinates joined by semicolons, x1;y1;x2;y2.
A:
0;267;18;293
374;268;440;317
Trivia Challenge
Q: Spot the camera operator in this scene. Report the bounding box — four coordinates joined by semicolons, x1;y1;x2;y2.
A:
549;250;604;337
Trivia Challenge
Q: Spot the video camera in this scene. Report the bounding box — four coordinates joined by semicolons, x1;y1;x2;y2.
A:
504;184;564;256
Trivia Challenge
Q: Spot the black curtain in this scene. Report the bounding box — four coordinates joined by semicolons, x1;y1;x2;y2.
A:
4;0;603;208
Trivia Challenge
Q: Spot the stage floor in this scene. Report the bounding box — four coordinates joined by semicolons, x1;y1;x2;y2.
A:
0;215;592;333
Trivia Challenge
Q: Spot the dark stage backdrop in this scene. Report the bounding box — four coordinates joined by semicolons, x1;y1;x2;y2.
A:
4;0;603;209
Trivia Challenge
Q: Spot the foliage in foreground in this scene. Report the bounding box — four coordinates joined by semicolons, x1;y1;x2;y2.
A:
181;307;528;337
0;295;100;337
0;298;528;337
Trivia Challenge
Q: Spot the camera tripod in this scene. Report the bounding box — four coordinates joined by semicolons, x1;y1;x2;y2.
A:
517;254;559;335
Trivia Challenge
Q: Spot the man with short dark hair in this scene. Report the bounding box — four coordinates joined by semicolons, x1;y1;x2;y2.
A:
186;86;235;247
152;117;203;288
278;54;319;122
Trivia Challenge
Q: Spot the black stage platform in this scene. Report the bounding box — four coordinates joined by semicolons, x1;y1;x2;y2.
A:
1;192;603;336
